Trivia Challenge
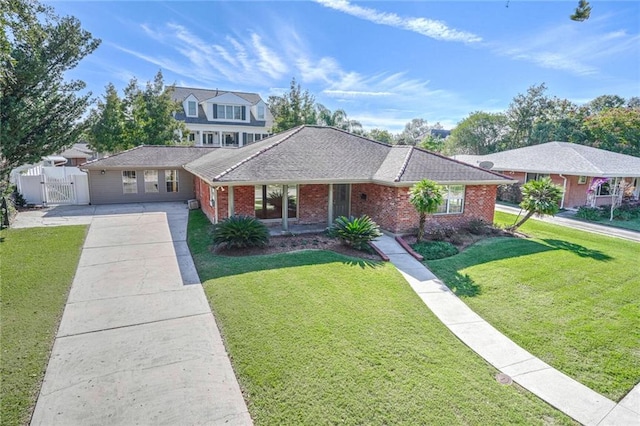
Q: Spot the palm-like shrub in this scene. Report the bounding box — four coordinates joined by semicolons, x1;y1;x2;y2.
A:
508;177;563;231
328;215;382;251
409;179;444;242
212;215;270;249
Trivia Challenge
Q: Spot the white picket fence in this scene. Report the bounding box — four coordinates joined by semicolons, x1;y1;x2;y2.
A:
16;167;90;205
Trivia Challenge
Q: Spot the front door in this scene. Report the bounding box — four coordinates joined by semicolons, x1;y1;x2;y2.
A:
332;184;350;220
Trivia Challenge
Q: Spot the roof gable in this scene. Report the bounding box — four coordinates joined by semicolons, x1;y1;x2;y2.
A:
203;92;250;105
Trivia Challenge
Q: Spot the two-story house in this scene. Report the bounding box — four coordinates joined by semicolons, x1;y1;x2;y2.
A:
172;87;273;147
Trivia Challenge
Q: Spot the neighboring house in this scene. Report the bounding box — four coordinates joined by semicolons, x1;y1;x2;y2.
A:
454;142;640;209
171;86;273;147
59;143;97;166
82;126;513;234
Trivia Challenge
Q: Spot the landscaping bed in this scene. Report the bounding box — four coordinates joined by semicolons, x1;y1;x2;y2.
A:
212;231;382;261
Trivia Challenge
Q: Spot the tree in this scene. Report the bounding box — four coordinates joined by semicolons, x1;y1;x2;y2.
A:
87;71;187;153
507;177;563;231
570;0;592;22
447;111;508;155
268;78;317;133
529;98;586;145
409;179;444;242
87;83;125;152
581;108;640;157
316;104;363;134
397;118;430;145
0;0;100;186
586;95;626;114
418;133;445;152
366;128;394;144
504;83;553;149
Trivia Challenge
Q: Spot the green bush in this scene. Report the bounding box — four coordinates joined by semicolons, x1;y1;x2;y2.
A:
411;241;459;260
327;215;382;251
212;215;270;249
576;206;601;221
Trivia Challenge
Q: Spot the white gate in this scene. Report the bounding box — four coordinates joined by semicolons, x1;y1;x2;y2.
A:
43;176;76;204
16;167;90;205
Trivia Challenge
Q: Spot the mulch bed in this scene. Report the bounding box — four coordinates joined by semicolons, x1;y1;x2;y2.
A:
211;232;382;261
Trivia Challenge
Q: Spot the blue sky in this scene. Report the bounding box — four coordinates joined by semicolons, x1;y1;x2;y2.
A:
50;1;640;132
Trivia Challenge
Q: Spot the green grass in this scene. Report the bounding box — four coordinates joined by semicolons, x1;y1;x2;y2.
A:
1;225;87;425
428;211;639;401
188;210;572;425
579;215;640;232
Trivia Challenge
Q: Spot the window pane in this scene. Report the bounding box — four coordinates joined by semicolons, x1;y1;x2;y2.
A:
257;105;265;120
165;170;179;193
217;104;225;119
449;199;463;213
226;105;233;119
122;171;137;194
144;170;158;193
247;133;254;144
288;185;297;219
234;106;241;120
188;101;196;116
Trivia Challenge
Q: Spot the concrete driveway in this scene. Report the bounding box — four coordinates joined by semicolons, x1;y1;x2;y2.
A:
29;203;252;425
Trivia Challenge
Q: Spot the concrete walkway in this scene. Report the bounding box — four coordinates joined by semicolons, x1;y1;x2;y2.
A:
496;204;640;243
373;235;639;426
29;203;252;425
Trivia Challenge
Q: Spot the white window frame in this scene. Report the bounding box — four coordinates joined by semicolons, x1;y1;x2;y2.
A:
122;171;137;194
165;170;179;193
596;177;619;197
144;170;158;193
187;101;197;117
435;185;465;215
257;104;265;120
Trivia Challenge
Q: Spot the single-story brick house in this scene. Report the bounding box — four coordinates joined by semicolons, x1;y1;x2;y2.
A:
83;126;514;233
454;142;640;209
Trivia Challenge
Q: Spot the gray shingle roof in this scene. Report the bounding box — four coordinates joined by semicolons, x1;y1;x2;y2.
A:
453;142;640;177
82;146;216;169
185;126;512;185
171;87;263;105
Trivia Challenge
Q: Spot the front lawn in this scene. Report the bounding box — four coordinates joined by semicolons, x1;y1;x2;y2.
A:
428;211;639;401
0;225;87;425
188;211;571;424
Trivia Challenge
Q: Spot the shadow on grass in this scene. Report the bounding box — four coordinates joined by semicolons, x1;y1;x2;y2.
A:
193;249;383;281
447;272;481;297
542;239;613;262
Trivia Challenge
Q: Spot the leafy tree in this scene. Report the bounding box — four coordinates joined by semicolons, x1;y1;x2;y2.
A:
627;97;640;109
508;177;563;231
409;179;444;242
397;118;430;146
504;83;553;149
316;104;363;134
366;128;394;144
446;111;508;155
268;78;317;133
529;98;586;145
418;133;445;152
581;108;640;157
0;0;100;187
586;95;626;114
87;71;187;153
87;83;126;152
570;0;592;22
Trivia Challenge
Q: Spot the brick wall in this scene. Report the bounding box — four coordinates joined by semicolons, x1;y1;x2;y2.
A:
234;185;255;216
298;184;329;224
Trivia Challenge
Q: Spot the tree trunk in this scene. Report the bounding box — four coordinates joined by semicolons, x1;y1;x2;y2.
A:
508;210;535;231
417;214;426;242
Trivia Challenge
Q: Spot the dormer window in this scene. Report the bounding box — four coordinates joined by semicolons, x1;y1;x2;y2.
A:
187;101;197;117
214;104;246;121
257;104;265;120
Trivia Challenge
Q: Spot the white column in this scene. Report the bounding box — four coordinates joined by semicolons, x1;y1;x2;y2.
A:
199;131;203;146
282;185;289;231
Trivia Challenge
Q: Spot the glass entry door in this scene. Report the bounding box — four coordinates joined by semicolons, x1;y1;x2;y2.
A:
332;184;350;220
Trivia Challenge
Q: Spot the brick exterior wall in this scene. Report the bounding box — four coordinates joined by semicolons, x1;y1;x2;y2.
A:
194;178;499;234
298;184;329;224
233;186;255;216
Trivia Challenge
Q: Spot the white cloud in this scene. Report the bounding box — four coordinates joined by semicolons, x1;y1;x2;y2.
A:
315;0;481;43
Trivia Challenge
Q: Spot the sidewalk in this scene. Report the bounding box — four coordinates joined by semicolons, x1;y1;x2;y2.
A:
372;234;639;426
30;204;252;425
496;204;640;243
